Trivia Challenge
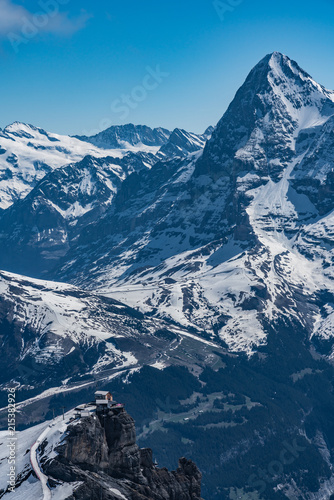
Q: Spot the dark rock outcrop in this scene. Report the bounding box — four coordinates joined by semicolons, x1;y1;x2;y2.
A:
45;407;202;500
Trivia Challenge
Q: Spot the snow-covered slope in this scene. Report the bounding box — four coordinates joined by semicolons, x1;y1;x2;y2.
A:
0;122;162;210
48;52;334;355
0;417;58;499
0;410;95;499
0;270;139;387
0;269;222;397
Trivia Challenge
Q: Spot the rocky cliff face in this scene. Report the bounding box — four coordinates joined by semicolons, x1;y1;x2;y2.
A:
157;128;208;158
46;407;202;500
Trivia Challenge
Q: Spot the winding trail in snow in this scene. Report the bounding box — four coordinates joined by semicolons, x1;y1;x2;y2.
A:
30;426;52;500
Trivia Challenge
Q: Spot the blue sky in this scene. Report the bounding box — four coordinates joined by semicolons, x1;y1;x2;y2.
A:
1;0;334;135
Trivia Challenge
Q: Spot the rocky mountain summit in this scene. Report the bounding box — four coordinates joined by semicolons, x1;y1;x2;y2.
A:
46;406;202;500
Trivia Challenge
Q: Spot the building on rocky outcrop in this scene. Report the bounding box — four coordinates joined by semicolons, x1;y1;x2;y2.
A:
94;390;113;401
94;390;124;414
45;403;202;499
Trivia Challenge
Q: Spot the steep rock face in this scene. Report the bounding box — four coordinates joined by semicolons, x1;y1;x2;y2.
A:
47;408;202;500
103;409;141;478
60;415;109;471
52;152;226;288
157;128;208;158
292;114;334;215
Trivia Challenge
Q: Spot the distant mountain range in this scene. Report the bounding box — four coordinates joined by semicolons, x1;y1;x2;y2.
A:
1;52;334;499
75;123;213;152
75;123;171;149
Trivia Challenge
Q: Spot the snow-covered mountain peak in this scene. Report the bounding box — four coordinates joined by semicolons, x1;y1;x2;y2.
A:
76;123;171;151
35;53;334;358
195;52;334;182
247;52;332;102
265;53;334;125
3;121;49;137
267;52;334;101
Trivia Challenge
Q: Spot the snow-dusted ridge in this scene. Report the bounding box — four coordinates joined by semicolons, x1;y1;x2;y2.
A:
0;122;123;210
0;122;172;211
0;269;140;371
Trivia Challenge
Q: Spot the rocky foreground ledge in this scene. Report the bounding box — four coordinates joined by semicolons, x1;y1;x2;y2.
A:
45;407;202;500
